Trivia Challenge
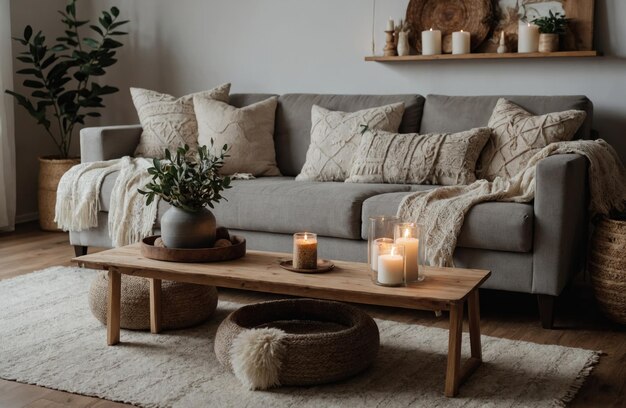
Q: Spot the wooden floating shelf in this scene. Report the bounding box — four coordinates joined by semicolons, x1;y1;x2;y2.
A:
364;50;599;62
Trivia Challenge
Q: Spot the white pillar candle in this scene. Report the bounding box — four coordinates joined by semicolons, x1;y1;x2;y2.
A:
386;17;394;31
452;30;471;54
421;28;442;55
377;251;404;285
395;236;419;281
518;23;539;53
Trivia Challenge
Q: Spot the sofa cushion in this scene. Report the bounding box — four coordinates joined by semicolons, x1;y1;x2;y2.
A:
361;192;534;253
100;174;412;239
420;95;593;141
275;94;425;177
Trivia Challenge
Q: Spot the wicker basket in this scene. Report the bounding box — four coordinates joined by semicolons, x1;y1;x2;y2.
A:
588;217;626;324
38;156;80;231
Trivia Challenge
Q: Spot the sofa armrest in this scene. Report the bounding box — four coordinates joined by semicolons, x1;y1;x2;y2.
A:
532;154;588;296
80;125;142;163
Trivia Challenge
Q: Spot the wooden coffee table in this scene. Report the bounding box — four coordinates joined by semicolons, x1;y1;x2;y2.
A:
74;245;490;397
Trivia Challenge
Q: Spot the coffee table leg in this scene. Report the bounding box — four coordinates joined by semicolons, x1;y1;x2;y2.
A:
107;268;121;346
445;301;464;397
150;278;162;334
468;290;482;360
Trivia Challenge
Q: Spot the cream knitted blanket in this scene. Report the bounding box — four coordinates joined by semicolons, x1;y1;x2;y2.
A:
398;139;626;267
55;157;159;247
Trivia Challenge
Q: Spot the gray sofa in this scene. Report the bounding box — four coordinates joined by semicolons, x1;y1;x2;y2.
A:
71;93;593;328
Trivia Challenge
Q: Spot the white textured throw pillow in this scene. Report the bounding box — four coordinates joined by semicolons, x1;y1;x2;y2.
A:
195;96;281;176
296;103;405;181
131;83;231;158
347;127;491;185
477;98;586;180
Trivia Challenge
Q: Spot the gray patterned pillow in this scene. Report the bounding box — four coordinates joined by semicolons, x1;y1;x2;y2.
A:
477;98;586;180
296;103;405;181
195;96;281;176
131;83;230;158
346;127;491;185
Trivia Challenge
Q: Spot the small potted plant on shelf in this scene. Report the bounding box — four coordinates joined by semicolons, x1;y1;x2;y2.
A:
6;0;128;231
139;143;231;249
588;208;626;324
532;10;568;53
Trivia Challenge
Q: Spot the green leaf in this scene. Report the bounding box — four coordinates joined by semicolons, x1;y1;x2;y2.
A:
23;79;45;89
111;6;120;17
83;37;100;48
108;20;129;30
16;56;33;63
90;25;104;36
24;26;33;42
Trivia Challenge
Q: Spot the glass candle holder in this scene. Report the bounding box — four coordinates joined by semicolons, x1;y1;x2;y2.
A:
293;232;317;269
368;215;399;272
394;222;425;283
373;242;405;287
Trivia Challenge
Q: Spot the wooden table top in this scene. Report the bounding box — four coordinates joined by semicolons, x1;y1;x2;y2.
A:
74;244;490;311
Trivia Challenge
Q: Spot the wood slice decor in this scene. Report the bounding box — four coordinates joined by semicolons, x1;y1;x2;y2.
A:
141;235;246;263
406;0;493;54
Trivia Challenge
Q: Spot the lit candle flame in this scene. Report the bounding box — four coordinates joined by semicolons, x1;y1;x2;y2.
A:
429;28;433;31
391;246;397;256
304;233;308;241
403;228;410;239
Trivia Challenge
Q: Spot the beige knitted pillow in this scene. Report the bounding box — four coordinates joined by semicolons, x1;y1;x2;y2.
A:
346;127;491;185
477;98;586;180
296;103;405;181
131;83;230;158
195;96;281;176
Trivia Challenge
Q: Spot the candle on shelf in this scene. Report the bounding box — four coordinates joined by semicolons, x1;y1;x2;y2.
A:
371;238;393;271
452;30;471;55
518;22;539;53
386;17;394;32
293;232;317;269
377;244;405;286
394;223;420;282
421;28;442;55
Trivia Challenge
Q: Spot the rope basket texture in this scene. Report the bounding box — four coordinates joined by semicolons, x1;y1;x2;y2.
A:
215;299;380;389
89;271;218;330
588;217;626;324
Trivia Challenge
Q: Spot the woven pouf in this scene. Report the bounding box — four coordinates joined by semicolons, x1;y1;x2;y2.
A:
214;299;380;390
89;271;218;330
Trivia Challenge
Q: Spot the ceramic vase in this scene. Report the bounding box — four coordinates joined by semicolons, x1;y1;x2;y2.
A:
397;32;410;56
160;206;217;248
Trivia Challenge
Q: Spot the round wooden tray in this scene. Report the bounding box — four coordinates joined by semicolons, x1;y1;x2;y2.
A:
406;0;493;53
279;259;335;274
141;235;246;263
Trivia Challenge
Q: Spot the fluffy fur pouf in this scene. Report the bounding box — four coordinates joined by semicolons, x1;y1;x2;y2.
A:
230;328;287;390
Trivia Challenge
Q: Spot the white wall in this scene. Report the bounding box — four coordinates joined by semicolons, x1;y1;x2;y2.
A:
9;0;626;219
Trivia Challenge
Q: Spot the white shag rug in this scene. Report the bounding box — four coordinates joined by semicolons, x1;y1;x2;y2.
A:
0;266;599;408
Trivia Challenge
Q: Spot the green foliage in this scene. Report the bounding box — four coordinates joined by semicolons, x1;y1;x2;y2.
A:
532;11;568;35
138;143;232;213
5;0;128;158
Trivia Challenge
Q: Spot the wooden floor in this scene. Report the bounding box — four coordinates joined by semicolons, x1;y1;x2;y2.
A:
1;223;625;408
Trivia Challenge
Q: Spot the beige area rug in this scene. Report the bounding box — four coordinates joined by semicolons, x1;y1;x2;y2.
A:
0;267;599;408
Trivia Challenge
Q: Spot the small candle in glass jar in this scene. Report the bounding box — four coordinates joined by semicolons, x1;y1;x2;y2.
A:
293;232;317;269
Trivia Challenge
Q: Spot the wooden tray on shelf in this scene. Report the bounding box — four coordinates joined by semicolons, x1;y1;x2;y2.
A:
141;235;246;263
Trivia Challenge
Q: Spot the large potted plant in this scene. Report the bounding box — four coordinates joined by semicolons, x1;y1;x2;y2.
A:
532;11;568;53
588;209;626;324
139;143;232;249
6;0;128;230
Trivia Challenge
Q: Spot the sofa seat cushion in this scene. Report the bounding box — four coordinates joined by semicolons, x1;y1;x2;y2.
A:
99;174;412;239
362;192;534;253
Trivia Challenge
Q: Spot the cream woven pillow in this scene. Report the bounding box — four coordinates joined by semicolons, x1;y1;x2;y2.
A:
346;127;491;185
296;103;405;181
131;83;230;158
195;96;281;176
477;98;586;180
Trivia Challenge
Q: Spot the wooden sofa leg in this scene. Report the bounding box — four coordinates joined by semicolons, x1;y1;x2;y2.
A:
537;294;556;329
74;245;88;257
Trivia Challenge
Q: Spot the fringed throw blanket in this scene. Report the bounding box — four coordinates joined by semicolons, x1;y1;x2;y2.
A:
399;139;626;267
55;157;159;247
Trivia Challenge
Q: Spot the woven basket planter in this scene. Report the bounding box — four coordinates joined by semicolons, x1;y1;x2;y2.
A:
215;299;380;390
588;217;626;324
89;272;218;330
38;156;80;231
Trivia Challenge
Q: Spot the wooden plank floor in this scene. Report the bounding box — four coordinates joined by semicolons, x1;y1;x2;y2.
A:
1;222;625;408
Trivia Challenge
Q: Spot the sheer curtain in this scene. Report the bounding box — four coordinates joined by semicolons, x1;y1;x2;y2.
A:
0;0;16;231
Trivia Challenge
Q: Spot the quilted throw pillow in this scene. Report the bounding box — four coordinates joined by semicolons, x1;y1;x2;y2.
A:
477;98;586;180
195;96;281;176
131;83;231;158
295;103;405;181
346;127;491;185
